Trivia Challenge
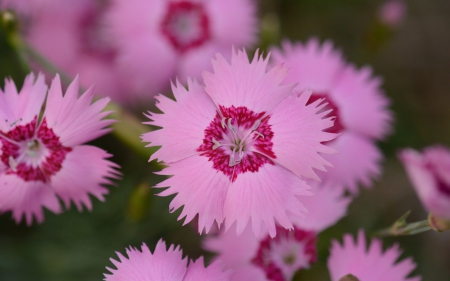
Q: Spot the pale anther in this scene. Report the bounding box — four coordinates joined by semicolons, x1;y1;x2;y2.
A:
212;138;221;150
254;131;264;139
221;117;226;128
251;119;261;131
8;156;17;172
227;118;236;134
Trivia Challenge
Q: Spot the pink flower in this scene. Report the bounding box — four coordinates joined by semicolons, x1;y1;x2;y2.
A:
0;73;119;225
328;231;421;281
270;39;392;193
25;0;127;102
104;0;257;99
104;239;232;281
378;0;407;27
204;184;350;281
0;0;59;15
399;146;450;220
142;49;337;237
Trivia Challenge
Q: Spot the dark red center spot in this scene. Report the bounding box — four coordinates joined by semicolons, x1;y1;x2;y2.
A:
251;227;317;281
426;162;450;198
306;93;344;134
161;1;210;53
197;106;276;182
0;117;71;182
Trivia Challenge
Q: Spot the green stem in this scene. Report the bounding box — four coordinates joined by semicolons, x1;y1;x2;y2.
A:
375;211;431;237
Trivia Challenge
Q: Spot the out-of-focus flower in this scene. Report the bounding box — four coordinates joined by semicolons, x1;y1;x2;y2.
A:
204;184;350;281
0;73;119;225
142;49;337;237
104;0;258;100
378;0;407;27
104;239;232;281
270;39;392;194
328;231;421;281
25;0;127;102
0;0;59;15
399;146;450;220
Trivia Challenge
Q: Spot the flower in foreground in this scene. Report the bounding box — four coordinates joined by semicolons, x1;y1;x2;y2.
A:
270;39;392;194
328;231;421;281
0;73;119;225
142;49;337;237
399;146;450;221
104;239;231;281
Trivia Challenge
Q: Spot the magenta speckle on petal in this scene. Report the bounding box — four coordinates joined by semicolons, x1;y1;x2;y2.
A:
197;105;275;182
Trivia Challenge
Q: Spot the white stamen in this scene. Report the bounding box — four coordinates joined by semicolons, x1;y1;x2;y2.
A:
227;118;236;134
221;117;226;128
212;138;221;150
254;131;264;139
229;149;236;166
251;119;261;131
10;118;22;127
8;156;17;172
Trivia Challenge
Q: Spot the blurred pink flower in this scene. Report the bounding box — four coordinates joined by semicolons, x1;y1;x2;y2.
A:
142;49;337;237
204;184;350;281
0;0;59;15
378;0;407;27
270;39;392;193
104;0;258;100
0;73;119;225
104;239;231;281
399;146;450;220
25;0;127;102
328;231;421;281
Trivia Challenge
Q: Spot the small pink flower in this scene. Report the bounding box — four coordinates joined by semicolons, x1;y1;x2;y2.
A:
104;0;257;99
399;146;450;220
270;39;392;193
0;73;119;225
0;0;59;15
328;231;421;281
378;0;407;27
104;239;232;281
142;49;337;237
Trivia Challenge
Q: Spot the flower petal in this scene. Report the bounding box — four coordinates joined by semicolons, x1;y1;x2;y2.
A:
184;257;232;281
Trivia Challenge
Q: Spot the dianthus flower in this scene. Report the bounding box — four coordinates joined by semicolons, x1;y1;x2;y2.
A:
104;239;232;281
104;0;257;99
399;146;450;220
328;231;421;281
0;73;119;225
204;186;350;281
270;39;392;193
142;49;337;237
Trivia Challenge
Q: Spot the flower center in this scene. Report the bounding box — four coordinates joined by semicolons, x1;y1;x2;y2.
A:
306;93;344;134
197;106;276;182
161;1;210;53
0;117;72;182
251;227;317;281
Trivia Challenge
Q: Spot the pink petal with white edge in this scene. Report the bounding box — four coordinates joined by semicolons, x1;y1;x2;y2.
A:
0;73;47;133
0;174;60;225
399;147;450;219
224;163;311;238
156;155;230;233
203;49;295;113
291;183;351;232
331;64;392;140
328;231;421;281
184;257;232;281
50;145;119;212
269;90;337;181
105;240;187;281
44;75;114;146
316;132;383;194
143;79;217;164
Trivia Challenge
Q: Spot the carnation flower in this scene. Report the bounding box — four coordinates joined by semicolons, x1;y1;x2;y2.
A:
328;231;421;281
204;185;350;281
104;0;257;99
142;49;337;237
0;73;119;225
399;146;450;220
270;39;392;193
104;239;232;281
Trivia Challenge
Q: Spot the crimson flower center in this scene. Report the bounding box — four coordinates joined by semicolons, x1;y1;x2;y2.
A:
0;117;71;182
197;106;276;182
307;93;344;134
161;1;210;53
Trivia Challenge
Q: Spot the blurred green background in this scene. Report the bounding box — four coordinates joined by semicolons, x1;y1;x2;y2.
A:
1;0;450;280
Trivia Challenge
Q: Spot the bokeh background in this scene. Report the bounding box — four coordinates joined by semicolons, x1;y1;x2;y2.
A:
0;0;450;280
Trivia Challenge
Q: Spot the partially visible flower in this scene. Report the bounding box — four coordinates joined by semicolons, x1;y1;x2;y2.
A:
399;146;450;220
104;239;232;281
378;0;407;27
0;0;59;15
0;73;119;225
142;49;337;237
204;185;350;281
328;231;421;281
270;39;392;193
104;0;258;100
